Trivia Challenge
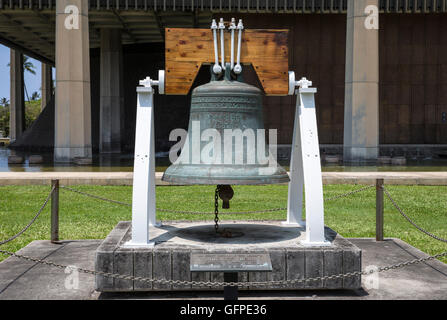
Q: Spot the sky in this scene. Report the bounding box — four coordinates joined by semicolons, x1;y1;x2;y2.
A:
0;44;51;102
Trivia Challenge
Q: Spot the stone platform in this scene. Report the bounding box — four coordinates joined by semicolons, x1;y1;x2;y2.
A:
95;221;362;292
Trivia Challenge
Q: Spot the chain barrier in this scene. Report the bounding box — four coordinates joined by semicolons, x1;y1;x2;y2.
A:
0;186;55;246
383;187;447;244
60;186;132;207
1;183;446;287
0;247;446;287
60;184;375;215
324;184;375;202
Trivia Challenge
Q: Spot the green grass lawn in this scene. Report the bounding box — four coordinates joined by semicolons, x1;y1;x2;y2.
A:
0;184;446;264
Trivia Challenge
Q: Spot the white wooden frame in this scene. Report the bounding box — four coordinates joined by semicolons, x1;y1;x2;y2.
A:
126;70;329;247
285;72;330;246
124;71;164;247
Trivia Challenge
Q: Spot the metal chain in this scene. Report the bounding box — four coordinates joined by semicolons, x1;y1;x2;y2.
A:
384;187;447;243
60;184;374;215
62;185;286;215
214;186;220;232
324;184;375;202
0;247;446;288
60;186;132;207
0;186;55;246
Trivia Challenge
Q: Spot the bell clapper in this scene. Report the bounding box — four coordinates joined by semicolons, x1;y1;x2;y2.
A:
211;19;222;75
218;185;234;209
234;19;244;75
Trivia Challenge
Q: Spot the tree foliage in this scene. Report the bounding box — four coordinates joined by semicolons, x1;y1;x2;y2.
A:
0;100;41;138
0;105;9;137
1;55;40;137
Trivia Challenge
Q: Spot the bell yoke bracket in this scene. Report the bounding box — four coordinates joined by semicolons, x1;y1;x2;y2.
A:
288;71;315;95
139;70;165;95
211;18;245;77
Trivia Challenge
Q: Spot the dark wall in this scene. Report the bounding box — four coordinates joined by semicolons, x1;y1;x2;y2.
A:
124;43;163;151
91;14;347;153
218;13;347;145
122;43;197;152
380;14;447;144
90;48;100;153
118;43;270;153
91;43;192;153
90;13;447;154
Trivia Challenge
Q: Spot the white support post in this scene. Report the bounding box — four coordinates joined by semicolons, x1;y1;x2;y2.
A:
125;71;164;247
284;89;305;227
287;73;330;246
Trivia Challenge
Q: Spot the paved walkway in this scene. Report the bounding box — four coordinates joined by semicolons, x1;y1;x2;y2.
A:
1;171;447;186
0;238;446;300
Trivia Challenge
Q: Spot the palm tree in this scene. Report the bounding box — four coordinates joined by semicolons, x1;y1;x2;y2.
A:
31;91;40;101
7;55;36;102
0;97;9;107
22;56;36;102
23;56;36;75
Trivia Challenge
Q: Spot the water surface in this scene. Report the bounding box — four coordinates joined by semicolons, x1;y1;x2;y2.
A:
2;146;447;173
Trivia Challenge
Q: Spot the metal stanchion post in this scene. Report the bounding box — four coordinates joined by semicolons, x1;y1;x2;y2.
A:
51;179;60;244
223;272;238;300
376;179;384;241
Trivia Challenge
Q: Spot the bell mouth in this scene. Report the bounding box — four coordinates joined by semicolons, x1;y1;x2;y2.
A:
162;163;290;185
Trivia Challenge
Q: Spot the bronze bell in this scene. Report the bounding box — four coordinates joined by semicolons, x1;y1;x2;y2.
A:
162;66;290;187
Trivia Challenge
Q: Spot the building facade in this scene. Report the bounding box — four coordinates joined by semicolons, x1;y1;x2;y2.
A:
2;0;447;162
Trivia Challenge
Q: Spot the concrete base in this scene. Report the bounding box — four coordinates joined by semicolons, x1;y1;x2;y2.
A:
95;221;362;292
343;147;379;164
7;155;24;164
391;157;407;166
54;147;92;163
1;238;447;299
28;155;44;164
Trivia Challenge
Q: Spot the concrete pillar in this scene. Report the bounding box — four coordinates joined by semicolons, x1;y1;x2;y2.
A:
100;29;123;153
41;63;53;110
9;49;25;142
54;0;92;162
343;0;379;162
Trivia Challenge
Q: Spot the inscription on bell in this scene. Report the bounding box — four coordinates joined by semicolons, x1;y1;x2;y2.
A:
207;113;243;129
192;96;259;105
